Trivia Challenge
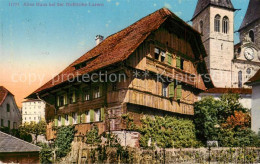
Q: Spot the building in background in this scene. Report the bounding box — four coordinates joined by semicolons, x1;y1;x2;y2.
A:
22;99;45;124
0;131;40;163
193;0;260;110
245;69;260;134
0;86;21;129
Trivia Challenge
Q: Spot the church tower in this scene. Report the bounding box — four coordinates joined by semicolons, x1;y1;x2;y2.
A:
238;0;260;49
192;0;235;88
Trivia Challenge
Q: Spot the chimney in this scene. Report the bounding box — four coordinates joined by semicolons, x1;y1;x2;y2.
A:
95;35;104;45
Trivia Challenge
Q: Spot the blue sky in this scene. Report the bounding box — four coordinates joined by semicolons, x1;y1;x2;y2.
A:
0;0;250;105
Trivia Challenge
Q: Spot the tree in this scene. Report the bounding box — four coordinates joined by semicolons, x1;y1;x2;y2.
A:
194;93;260;147
194;96;223;143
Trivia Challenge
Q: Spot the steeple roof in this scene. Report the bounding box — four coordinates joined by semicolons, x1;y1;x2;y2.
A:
239;0;260;31
192;0;235;20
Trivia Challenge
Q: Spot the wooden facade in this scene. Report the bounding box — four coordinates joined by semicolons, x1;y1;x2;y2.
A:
27;8;213;140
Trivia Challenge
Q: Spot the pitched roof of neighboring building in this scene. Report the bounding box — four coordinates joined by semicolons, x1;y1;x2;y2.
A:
192;0;235;20
204;88;252;94
0;131;41;153
27;8;214;98
0;86;14;106
245;69;260;85
22;99;42;103
239;0;260;31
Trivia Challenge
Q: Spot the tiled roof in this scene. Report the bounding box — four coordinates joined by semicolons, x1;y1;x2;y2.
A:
0;131;41;153
204;88;252;94
245;69;260;85
0;86;13;106
239;0;260;31
192;0;234;20
27;8;214;98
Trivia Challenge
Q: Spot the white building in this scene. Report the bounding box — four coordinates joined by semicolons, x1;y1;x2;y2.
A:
245;69;260;134
0;86;21;129
22;99;45;124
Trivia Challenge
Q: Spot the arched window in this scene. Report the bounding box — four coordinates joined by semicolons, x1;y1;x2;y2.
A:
238;71;242;88
222;16;229;33
200;20;203;35
214;15;221;32
249;30;254;42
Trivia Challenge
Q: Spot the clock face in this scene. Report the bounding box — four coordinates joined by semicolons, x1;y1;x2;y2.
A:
244;48;254;60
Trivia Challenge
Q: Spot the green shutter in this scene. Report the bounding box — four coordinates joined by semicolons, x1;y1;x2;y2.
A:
101;108;105;121
54;116;58;126
176;84;182;100
61;116;65;126
77;113;81;124
69;114;73;125
73;91;76;103
176;56;181;69
82;113;86;123
90;109;95;122
167;53;172;66
169;82;175;98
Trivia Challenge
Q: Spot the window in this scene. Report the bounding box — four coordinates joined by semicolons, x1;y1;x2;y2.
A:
162;83;168;97
200;20;203;35
95;109;101;122
68;91;76;104
72;113;77;124
238;71;242;88
34;117;36;120
93;86;101;99
161;51;166;62
13;122;17;129
7;104;10;112
214;15;221;32
154;47;166;62
249;30;254;42
65;114;69;125
58;95;64;106
222;16;229;33
83;87;91;101
86;111;90;123
58;115;61;126
176;56;184;70
1;119;3;127
154;48;160;60
8;120;10;129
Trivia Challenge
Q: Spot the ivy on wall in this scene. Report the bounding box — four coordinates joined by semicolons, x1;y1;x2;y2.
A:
54;125;75;158
138;115;201;148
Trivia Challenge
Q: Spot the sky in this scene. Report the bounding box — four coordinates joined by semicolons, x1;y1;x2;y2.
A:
0;0;250;107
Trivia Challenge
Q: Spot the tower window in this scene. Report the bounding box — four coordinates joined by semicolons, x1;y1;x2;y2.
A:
214;15;221;32
249;30;254;42
238;71;242;88
200;20;203;35
222;16;229;34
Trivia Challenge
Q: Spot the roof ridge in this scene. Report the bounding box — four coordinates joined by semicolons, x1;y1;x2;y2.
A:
0;131;41;150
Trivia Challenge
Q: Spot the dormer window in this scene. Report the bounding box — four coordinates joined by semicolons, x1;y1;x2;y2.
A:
161;51;166;62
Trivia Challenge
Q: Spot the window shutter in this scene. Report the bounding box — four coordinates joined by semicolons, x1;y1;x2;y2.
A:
73;91;76;103
69;114;73;125
90;109;95;122
64;93;67;105
77;113;81;124
176;56;181;69
167;53;172;66
54;116;58;126
176;84;182;100
101;108;105;121
61;116;65;126
81;113;86;123
169;82;175;98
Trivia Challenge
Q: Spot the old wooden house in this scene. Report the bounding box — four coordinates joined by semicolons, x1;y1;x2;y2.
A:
27;8;213;144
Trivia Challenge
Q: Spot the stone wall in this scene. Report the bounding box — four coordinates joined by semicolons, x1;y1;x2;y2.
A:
58;139;260;164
